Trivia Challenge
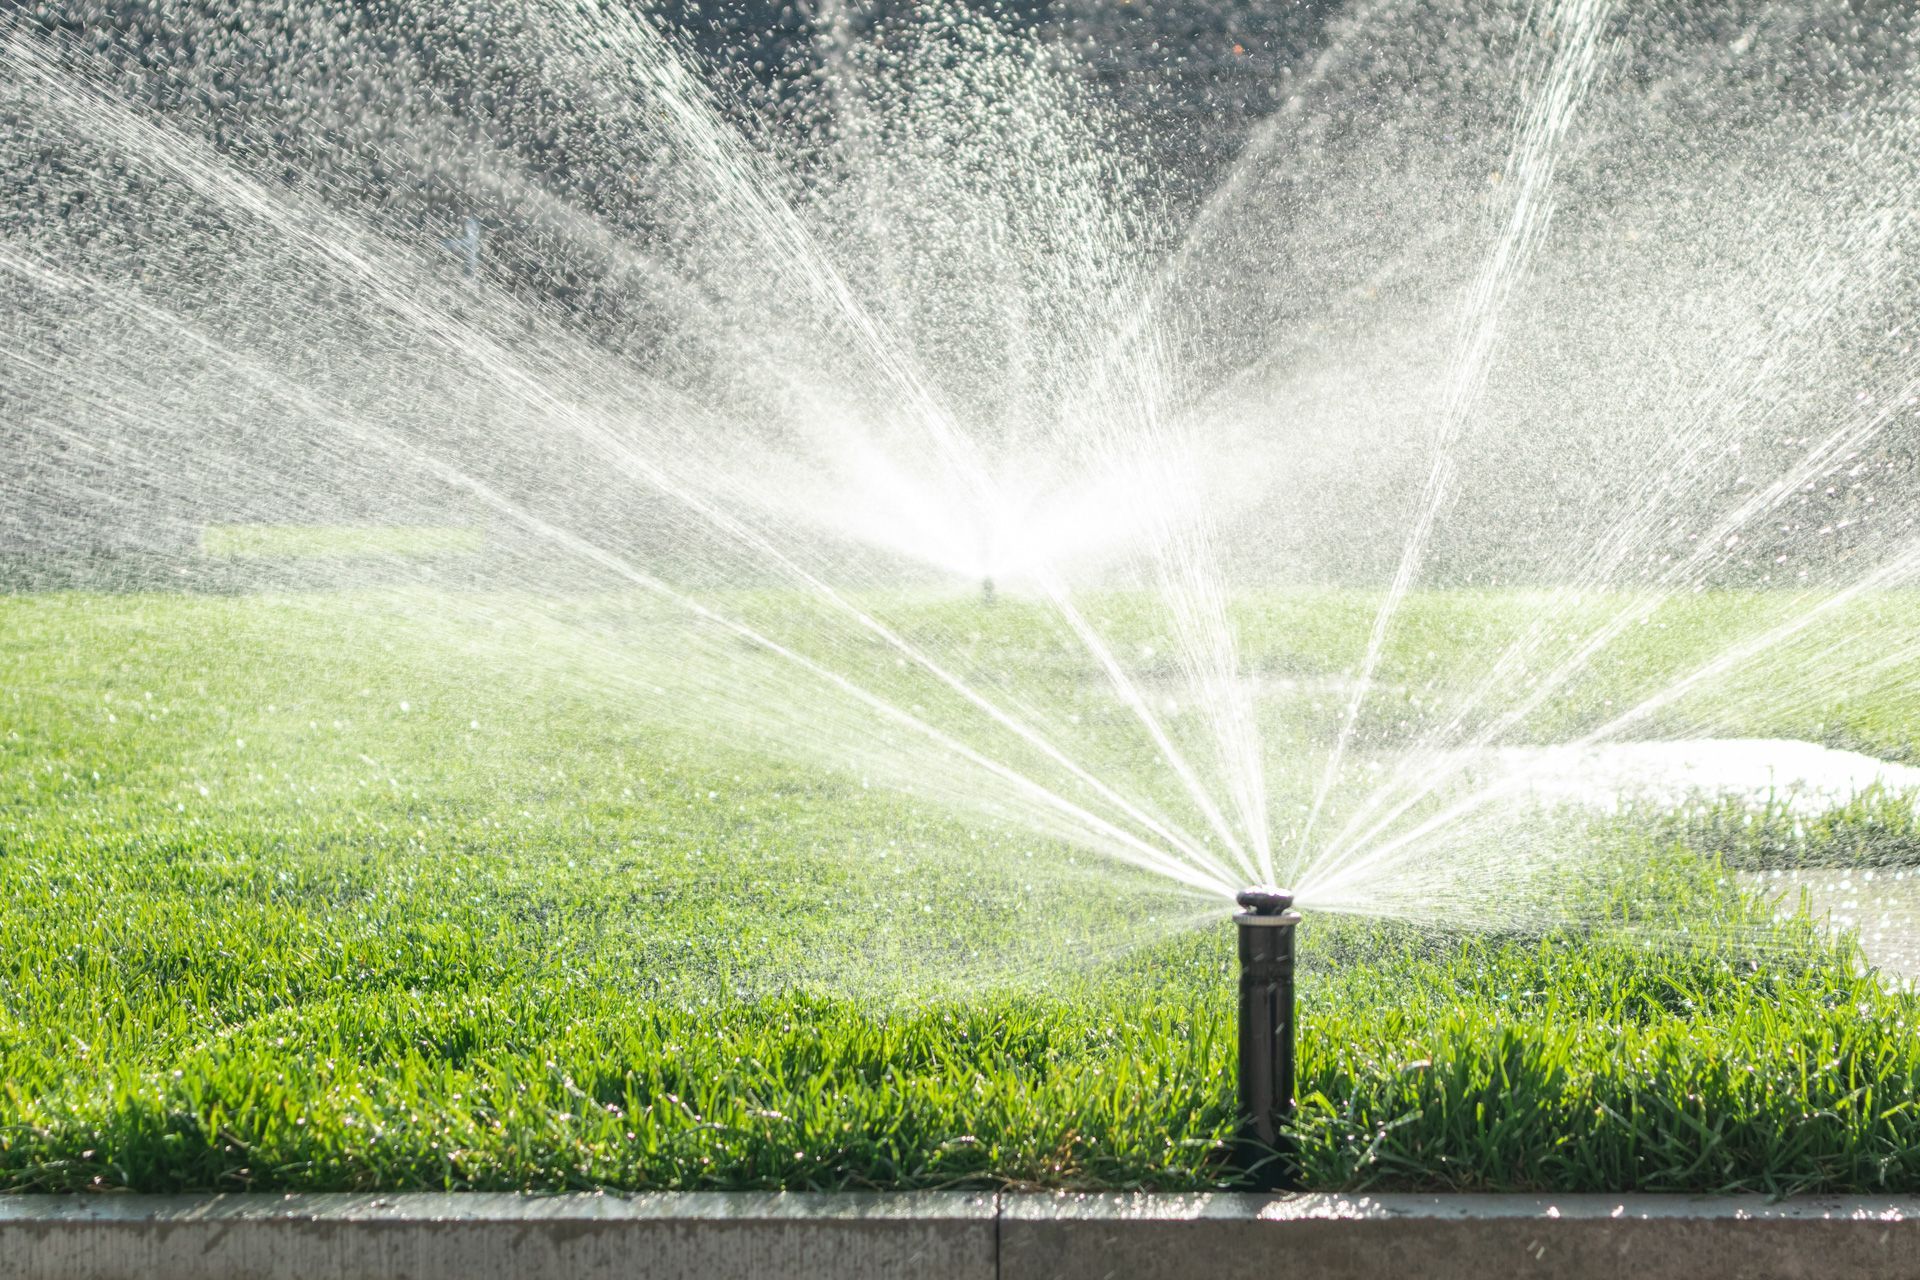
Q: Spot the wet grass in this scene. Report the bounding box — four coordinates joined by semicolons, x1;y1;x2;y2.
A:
2;589;1918;1193
1646;788;1920;870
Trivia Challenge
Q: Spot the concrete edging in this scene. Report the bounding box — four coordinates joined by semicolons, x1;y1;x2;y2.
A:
1;1190;1916;1280
1003;1192;1920;1280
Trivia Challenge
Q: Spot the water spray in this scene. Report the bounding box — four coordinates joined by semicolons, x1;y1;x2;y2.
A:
1235;885;1300;1190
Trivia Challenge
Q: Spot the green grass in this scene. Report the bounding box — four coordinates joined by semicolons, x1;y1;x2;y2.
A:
1641;788;1920;871
2;589;1918;1194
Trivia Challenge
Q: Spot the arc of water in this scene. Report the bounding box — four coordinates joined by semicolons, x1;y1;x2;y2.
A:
1293;0;1614;859
1310;361;1920;884
1133;396;1274;883
403;462;1241;898
1725;625;1920;733
552;0;1004;516
1152;473;1274;885
512;4;1270;882
1305;530;1920;903
0;40;1244;898
469;208;1230;884
637;0;1282;890
391;278;1244;885
2;34;1247;893
1157;24;1727;443
1139;323;1274;885
1068;422;1273;885
0;238;1237;899
1061;267;1277;883
435;477;1237;897
579;401;1244;886
1031;566;1266;888
1106;0;1395;364
1308;168;1920;874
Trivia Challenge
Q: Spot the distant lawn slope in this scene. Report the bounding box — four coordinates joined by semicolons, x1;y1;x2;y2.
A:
2;589;1917;1193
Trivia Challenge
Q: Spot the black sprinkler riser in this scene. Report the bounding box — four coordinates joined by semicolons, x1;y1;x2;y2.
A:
1235;886;1301;1191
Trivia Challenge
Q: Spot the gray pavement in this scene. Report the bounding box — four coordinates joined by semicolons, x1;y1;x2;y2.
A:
3;1190;1917;1279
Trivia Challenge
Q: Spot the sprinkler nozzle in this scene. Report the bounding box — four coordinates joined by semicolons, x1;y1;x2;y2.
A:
1236;885;1293;915
1235;884;1301;1191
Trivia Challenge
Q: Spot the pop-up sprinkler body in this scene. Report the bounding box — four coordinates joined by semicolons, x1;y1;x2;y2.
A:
1235;886;1301;1190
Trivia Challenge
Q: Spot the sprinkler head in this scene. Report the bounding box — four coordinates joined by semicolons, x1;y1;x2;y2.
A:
1236;885;1293;915
1235;884;1301;1192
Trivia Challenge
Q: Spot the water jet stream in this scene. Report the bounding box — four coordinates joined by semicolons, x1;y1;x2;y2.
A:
1296;0;1615;859
0;50;1243;896
7;0;1920;944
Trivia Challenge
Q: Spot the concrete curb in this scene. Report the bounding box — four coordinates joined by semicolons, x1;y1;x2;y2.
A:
1;1191;1916;1280
0;1192;996;1280
1006;1192;1920;1280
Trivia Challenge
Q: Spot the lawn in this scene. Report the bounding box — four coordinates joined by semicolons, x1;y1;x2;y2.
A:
2;587;1918;1194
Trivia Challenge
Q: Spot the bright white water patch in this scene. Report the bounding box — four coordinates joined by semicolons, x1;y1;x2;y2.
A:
1745;867;1920;984
1465;739;1920;816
